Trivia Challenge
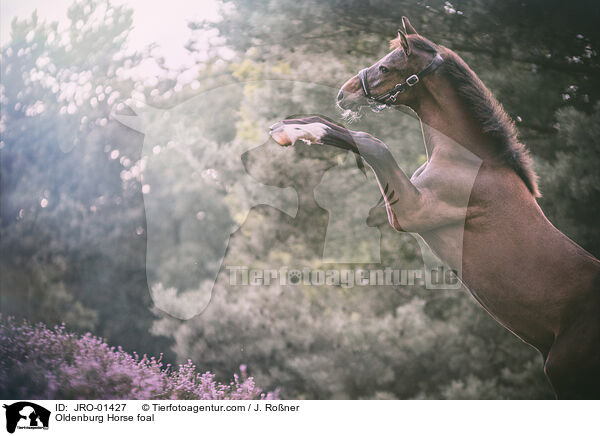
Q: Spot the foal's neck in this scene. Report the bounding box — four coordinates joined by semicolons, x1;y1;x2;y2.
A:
410;79;495;161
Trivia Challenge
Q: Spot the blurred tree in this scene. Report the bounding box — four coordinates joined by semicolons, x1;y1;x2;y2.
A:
0;0;172;357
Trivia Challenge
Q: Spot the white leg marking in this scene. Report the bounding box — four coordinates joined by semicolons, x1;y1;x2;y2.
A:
282;122;329;144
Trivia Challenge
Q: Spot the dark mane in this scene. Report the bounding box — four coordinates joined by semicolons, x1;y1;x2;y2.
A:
390;35;541;197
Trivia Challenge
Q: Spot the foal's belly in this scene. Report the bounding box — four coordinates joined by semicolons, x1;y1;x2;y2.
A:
421;222;561;353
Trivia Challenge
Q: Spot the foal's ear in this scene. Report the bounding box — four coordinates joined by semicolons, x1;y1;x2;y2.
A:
401;16;419;35
397;30;411;55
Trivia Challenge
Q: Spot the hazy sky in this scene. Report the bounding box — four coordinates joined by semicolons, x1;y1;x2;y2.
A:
0;0;221;68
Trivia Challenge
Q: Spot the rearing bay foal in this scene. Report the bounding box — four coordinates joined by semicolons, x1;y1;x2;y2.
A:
269;17;600;399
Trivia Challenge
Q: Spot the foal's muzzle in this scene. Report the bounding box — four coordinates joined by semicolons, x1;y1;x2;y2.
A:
336;74;367;111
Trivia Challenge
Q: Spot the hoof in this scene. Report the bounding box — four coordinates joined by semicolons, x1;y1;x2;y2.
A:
269;121;328;147
269;122;292;146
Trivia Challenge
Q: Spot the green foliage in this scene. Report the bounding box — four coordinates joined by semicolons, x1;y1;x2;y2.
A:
537;104;600;254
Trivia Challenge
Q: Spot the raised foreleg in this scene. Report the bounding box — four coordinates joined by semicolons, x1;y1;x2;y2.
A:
269;116;464;232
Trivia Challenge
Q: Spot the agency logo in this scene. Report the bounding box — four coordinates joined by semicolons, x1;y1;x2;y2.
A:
3;402;50;434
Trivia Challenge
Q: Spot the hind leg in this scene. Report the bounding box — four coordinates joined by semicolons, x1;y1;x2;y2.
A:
544;316;600;399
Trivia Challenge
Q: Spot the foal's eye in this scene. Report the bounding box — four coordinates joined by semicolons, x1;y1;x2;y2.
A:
379;66;390;73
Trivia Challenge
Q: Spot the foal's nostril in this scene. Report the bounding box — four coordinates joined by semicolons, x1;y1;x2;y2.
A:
336;90;344;102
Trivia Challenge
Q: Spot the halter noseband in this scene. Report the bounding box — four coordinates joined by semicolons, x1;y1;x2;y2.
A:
358;53;444;104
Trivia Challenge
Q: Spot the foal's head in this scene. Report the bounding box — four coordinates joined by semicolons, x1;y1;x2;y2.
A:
337;17;439;115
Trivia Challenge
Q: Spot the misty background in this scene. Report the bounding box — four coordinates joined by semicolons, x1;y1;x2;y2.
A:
1;0;599;399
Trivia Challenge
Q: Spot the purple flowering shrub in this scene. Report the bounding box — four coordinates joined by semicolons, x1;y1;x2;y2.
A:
0;316;278;400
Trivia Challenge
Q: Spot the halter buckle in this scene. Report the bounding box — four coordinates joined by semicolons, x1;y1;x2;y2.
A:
406;74;419;86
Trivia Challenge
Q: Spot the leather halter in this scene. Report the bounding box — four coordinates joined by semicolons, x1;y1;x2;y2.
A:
358;53;444;104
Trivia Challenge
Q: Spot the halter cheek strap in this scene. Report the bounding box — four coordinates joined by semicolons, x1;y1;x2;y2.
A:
358;53;444;104
358;68;371;99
